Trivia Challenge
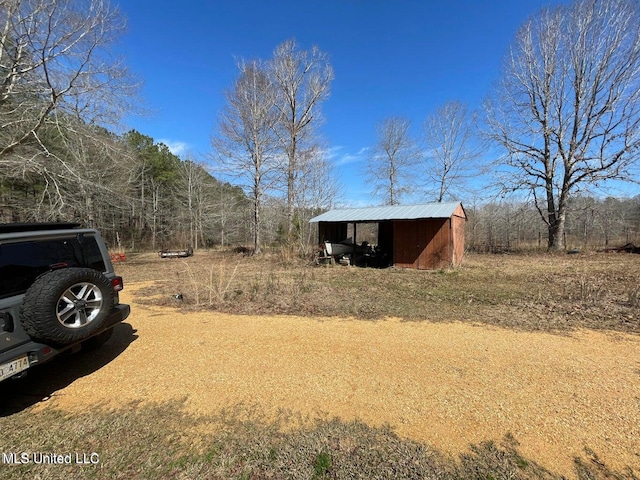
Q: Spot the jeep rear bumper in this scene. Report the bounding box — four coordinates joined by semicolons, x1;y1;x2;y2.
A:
0;303;130;382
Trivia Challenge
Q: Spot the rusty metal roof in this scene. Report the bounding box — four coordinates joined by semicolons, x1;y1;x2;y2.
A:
309;202;465;223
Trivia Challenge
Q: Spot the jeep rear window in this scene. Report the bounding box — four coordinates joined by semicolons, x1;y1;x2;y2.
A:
0;236;106;299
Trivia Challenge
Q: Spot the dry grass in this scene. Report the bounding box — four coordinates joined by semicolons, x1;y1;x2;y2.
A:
116;248;640;334
0;400;634;479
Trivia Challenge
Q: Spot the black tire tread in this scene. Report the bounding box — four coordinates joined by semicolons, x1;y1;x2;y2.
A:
20;268;113;346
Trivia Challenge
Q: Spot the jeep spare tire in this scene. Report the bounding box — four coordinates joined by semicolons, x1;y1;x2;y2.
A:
20;268;114;345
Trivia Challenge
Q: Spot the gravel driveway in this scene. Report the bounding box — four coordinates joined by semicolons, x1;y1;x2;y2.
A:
39;282;640;478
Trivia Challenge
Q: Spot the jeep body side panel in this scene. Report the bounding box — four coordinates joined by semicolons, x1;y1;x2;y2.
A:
0;299;31;352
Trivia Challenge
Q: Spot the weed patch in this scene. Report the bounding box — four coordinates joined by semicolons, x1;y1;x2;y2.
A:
118;250;640;334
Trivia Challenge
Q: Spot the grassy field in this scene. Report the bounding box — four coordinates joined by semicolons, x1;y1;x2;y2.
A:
120;248;640;334
1;250;638;479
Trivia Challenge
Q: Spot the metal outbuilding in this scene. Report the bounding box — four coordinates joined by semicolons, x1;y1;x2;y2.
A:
310;202;466;269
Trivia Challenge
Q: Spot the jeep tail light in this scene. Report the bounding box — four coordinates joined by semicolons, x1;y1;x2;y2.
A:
111;276;124;292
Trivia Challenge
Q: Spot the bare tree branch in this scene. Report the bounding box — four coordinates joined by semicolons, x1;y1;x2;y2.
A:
211;60;279;254
422;101;480;202
485;0;640;249
0;0;136;164
270;39;333;239
366;116;417;205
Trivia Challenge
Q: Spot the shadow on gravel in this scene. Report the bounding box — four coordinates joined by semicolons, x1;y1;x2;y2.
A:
0;323;137;416
0;400;636;479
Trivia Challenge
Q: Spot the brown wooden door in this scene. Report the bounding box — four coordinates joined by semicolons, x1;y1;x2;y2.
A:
393;221;418;268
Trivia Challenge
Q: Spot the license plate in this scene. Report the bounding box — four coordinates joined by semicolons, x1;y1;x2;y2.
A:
0;356;29;382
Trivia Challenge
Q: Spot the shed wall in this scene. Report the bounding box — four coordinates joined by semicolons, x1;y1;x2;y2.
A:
393;219;451;270
451;214;466;267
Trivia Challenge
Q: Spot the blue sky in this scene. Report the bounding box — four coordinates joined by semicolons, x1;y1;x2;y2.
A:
119;0;570;206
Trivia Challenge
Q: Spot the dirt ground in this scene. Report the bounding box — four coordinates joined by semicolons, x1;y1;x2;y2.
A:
40;282;640;478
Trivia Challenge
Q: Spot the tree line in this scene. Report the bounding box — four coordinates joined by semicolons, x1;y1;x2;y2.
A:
1;0;639;254
0;125;256;250
467;195;640;252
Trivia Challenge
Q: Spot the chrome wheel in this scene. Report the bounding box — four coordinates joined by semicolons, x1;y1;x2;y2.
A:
56;282;104;328
21;267;114;345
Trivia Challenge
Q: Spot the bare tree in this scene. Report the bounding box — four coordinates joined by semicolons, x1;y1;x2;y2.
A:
366;116;417;205
485;0;640;250
295;144;343;251
0;0;134;161
0;0;137;228
11;115;131;225
212;60;279;254
422;101;479;202
57;125;126;225
270;39;333;240
175;157;213;251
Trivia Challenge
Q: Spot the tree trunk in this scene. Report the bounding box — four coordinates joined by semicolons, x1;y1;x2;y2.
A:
253;179;262;255
547;196;568;251
152;185;159;250
550;214;567;251
287;156;295;241
545;173;562;249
